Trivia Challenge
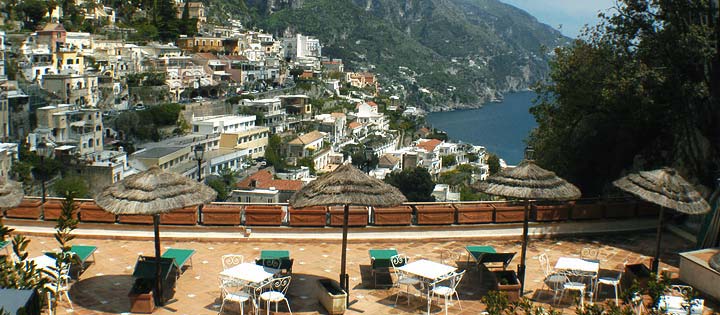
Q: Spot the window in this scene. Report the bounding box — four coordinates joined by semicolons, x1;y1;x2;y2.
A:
245;196;251;203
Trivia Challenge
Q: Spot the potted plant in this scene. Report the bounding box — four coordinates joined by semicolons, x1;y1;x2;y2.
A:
492;270;521;302
128;279;155;313
317;279;346;314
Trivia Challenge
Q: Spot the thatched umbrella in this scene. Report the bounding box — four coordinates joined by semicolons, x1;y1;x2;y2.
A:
0;177;25;209
613;168;710;272
474;150;580;293
95;167;216;306
289;163;406;305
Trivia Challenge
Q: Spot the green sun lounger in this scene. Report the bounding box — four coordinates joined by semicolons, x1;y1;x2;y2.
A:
69;245;98;278
161;248;195;275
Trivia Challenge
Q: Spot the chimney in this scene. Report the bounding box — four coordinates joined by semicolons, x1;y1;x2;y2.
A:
250;179;257;188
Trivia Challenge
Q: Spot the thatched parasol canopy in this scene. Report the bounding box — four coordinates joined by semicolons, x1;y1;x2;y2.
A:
473;160;581;201
613;168;710;214
95;166;216;215
0;177;24;209
289;163;407;208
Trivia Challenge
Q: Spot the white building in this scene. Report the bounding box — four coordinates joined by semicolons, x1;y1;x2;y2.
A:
282;34;322;60
0;31;6;79
192;114;257;135
355;101;388;131
0;143;18;177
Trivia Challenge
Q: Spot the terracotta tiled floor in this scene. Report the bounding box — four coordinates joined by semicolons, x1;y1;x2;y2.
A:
20;231;715;315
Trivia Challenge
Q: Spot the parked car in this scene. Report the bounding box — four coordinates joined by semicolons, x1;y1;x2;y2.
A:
134;104;146;111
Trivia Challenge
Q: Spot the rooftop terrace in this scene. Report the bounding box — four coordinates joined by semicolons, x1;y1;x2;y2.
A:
9;224;718;315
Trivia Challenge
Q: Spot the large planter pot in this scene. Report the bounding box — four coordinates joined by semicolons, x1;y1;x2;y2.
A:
623;263;651;290
43;199;80;221
245;205;284;226
415;205;455;225
454;203;493;224
604;200;637;218
118;214;154;224
5;199;43;219
317;279;347;315
493;204;525;223
79;201;116;223
160;206;198;225
372;206;412;226
493;270;521;302
533;203;571;222
571;202;605;220
201;204;241;226
329;206;368;227
288;206;327;227
128;291;154;314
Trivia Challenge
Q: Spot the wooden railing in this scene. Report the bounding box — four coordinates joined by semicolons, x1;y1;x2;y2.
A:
2;197;661;227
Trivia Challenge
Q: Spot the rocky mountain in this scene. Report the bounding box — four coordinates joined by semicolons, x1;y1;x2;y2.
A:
209;0;569;110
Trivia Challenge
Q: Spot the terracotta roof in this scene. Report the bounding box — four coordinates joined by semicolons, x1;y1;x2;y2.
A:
289;131;325;145
378;154;400;168
366;101;378;107
322;61;342;65
348;122;362;130
417;139;442;152
40;23;66;32
236;170;302;191
194;52;218;60
330;112;346;119
223;55;249;61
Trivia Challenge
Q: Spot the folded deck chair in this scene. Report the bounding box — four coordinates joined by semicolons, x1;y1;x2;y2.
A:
162;248;196;276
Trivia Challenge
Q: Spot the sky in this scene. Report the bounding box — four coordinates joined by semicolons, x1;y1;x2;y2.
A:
499;0;616;38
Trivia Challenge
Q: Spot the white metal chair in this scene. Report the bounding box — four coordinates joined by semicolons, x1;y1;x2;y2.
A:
440;249;462;267
430;270;466;315
391;254;422;306
595;270;622;305
557;270;588;310
538;253;565;303
45;265;73;315
259;276;292;315
580;247;599;260
219;281;257;315
221;254;244;270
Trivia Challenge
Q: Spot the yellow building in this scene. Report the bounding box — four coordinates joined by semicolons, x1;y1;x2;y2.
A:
219;126;270;159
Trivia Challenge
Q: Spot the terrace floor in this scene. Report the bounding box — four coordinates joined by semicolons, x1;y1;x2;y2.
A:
18;230;717;315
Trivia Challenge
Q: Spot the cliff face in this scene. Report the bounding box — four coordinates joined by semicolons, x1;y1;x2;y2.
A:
226;0;569;110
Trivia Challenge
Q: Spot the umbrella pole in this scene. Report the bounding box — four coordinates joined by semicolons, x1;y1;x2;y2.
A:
518;200;529;294
153;214;164;306
652;207;664;273
340;203;350;307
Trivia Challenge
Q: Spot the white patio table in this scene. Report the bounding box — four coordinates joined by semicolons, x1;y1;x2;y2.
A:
29;255;56;272
397;259;456;314
554;257;600;300
220;262;279;284
554;257;600;274
219;263;280;314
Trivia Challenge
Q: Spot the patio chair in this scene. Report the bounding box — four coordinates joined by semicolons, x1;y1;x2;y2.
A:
162;248;195;275
440;249;462;267
595;270;622;305
221;254;244;270
219;281;258;315
581;247;599;260
259;276;292;315
45;264;73;315
538;253;564;302
391;254;422;306
430;270;466;315
558;270;588;310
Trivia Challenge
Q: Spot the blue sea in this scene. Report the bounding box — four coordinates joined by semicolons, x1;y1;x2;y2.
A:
426;91;538;165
